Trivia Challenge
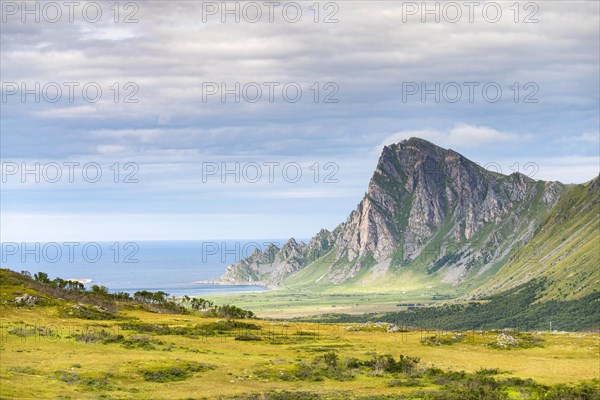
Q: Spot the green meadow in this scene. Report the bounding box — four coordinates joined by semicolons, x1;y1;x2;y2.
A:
204;290;441;318
1;269;598;399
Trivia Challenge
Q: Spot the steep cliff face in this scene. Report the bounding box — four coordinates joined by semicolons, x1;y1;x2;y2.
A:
319;138;564;284
218;138;580;293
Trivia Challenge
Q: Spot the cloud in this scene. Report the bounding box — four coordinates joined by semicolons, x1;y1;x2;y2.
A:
497;156;599;184
1;1;598;240
565;132;599;144
381;123;525;150
97;145;126;154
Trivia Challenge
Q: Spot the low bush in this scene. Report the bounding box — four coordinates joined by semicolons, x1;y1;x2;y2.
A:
487;330;544;349
388;378;423;387
119;320;262;338
8;324;57;338
7;366;41;375
235;334;262;341
420;333;465;346
362;354;420;375
119;322;172;335
121;335;164;350
54;370;114;391
533;381;600;400
139;361;215;382
59;304;118;320
72;329;123;344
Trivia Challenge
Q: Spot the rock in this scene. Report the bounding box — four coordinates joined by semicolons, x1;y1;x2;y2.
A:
14;293;41;307
496;333;519;348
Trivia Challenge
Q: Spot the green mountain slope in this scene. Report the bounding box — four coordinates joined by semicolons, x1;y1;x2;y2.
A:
473;176;600;301
313;279;600;331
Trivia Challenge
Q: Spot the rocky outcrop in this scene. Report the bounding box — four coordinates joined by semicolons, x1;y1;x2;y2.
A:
14;293;42;307
219;238;308;287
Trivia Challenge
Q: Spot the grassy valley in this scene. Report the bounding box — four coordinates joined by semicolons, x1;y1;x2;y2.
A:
1;269;599;399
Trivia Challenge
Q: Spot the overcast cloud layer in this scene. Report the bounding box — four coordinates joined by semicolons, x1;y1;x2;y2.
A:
1;1;599;241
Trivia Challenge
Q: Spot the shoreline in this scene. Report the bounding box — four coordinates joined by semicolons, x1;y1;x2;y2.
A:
192;279;275;290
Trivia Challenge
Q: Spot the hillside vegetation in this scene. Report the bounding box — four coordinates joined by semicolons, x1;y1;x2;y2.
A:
1;269;599;399
306;279;599;332
474;177;600;301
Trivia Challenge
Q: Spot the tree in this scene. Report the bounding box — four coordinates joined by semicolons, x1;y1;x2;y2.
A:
53;277;67;289
33;272;50;284
113;291;131;300
217;304;254;319
151;291;168;304
134;290;152;303
65;280;85;291
133;290;170;304
190;298;214;311
91;285;109;296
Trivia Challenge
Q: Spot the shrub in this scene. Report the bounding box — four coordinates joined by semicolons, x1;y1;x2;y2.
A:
364;354;420;375
8;324;56;338
388;378;423;387
140;361;214;382
535;381;600;400
235;334;262;341
72;329;123;344
488;330;544;349
323;351;339;368
345;358;363;370
59;304;118;320
121;335;164;350
475;368;503;376
7;366;40;375
215;304;255;319
141;367;190;382
233;392;321;400
424;375;508;400
420;333;465;346
119;322;172;335
201;320;261;334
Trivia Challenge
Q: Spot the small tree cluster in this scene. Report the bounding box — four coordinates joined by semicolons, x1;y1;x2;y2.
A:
133;290;170;305
189;298;214;311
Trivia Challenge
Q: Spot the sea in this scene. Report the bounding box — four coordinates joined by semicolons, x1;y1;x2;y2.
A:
0;240;298;297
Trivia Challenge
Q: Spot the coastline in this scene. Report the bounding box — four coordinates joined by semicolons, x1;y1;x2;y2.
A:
193;279;275;290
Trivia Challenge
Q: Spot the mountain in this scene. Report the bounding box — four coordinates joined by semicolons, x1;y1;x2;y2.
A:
219;138;599;300
472;174;600;301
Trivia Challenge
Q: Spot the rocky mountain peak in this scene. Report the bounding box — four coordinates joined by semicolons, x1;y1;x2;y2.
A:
280;238;304;259
218;138;571;288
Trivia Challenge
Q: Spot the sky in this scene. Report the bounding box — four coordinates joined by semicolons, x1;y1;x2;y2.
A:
1;1;599;242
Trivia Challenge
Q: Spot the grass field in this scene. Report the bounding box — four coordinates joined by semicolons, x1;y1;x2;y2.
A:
1;301;599;399
204;290;454;319
1;269;598;399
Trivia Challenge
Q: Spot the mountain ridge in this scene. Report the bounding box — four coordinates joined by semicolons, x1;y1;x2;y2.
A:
218;138;598;301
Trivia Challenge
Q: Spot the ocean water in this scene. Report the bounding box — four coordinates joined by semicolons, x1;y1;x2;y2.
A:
0;240;294;297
